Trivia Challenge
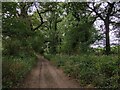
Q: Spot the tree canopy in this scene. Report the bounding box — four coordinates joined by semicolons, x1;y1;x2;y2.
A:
2;1;120;56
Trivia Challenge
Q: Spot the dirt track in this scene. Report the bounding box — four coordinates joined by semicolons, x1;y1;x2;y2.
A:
23;55;80;88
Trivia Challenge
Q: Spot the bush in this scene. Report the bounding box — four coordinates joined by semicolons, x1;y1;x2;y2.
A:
2;53;37;88
45;54;119;88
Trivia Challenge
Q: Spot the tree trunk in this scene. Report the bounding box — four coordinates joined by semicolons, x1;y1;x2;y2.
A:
104;18;111;55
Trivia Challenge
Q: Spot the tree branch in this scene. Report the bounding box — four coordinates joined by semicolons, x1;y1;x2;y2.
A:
107;2;116;17
33;3;44;31
87;3;105;21
33;23;44;31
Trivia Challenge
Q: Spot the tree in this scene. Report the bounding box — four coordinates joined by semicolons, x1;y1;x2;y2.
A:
59;12;99;54
2;2;32;55
35;2;63;54
58;2;99;54
2;2;45;55
87;2;120;55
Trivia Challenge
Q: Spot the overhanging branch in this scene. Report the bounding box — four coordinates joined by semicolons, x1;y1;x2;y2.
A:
33;3;44;31
87;3;105;21
33;22;44;31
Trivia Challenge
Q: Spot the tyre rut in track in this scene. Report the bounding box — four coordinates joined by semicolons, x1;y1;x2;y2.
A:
23;55;80;88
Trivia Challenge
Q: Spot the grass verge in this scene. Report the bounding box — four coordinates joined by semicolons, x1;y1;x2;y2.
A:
2;53;37;88
44;54;119;88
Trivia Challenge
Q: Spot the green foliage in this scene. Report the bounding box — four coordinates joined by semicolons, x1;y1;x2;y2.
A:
46;54;119;88
3;38;20;55
30;30;45;54
111;46;119;54
2;54;37;88
2;2;38;88
59;14;99;54
2;2;119;88
2;2;18;16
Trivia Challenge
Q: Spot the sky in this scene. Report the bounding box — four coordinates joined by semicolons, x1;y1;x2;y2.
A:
92;19;119;48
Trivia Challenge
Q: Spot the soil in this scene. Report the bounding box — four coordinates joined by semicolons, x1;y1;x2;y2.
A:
23;55;80;88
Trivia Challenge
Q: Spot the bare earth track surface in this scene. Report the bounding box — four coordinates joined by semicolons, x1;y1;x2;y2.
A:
23;55;80;88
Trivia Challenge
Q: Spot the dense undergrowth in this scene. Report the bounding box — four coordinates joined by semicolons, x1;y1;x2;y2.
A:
2;53;37;88
44;54;119;88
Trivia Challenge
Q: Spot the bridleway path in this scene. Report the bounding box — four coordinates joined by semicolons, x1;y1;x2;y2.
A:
23;55;80;88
